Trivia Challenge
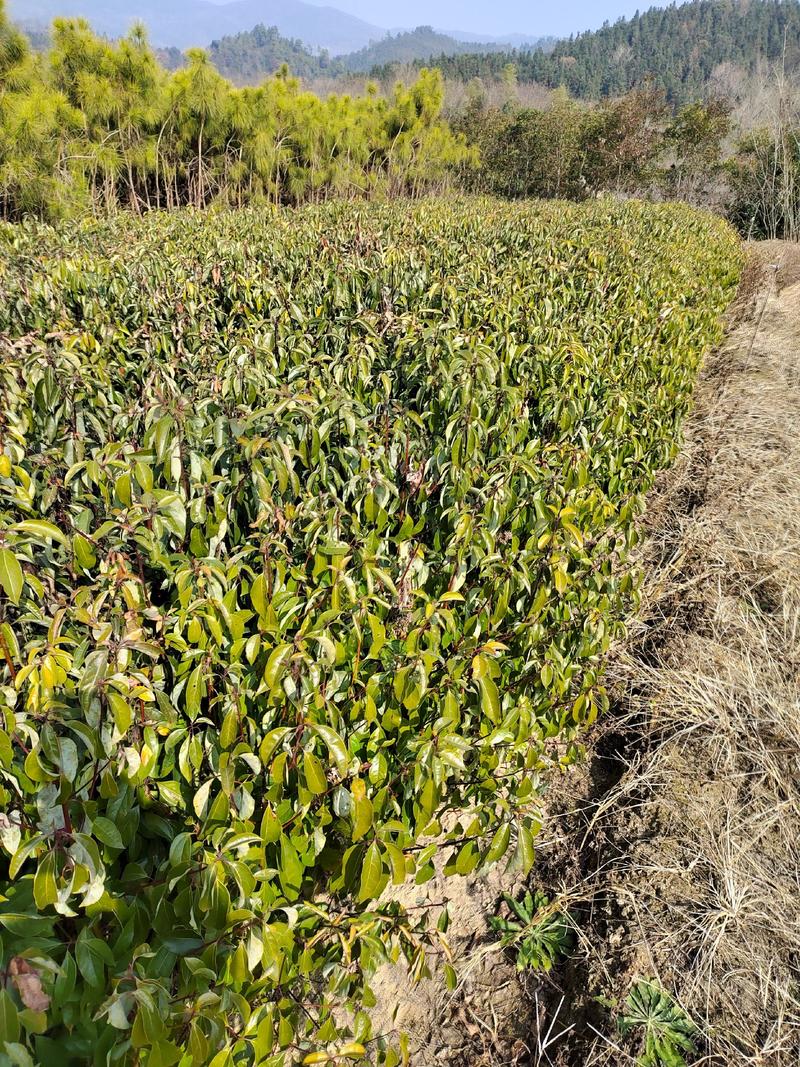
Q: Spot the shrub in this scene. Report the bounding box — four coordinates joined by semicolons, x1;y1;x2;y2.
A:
0;198;740;1065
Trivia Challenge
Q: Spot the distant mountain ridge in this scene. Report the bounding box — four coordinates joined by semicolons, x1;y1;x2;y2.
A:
9;0;386;52
150;22;548;84
341;25;546;73
13;0;551;83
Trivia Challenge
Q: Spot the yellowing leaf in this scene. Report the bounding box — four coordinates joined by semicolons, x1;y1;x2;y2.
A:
12;520;68;546
183;663;204;718
312;634;336;665
350;779;373;842
303;751;327;795
338;1044;366;1060
478;676;501;723
0;550;24;605
310;723;349;777
264;643;293;688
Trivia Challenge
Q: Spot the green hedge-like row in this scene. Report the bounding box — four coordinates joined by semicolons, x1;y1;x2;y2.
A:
0;198;740;1066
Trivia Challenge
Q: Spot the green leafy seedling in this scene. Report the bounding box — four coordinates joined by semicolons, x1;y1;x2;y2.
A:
488;889;574;971
618;979;697;1067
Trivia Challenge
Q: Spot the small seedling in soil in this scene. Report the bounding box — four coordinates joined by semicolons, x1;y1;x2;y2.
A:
488;890;574;971
618;979;697;1067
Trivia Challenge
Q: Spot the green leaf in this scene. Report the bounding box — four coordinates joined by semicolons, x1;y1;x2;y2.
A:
250;573;267;616
75;931;114;988
185;664;205;718
80;648;108;691
154;491;187;538
366;614;385;659
0;989;20;1044
0;549;24;604
455;840;480;875
259;727;291;768
33;849;58;909
478;676;501;723
220;710;239;749
108;692;133;734
4;1043;34;1067
385;842;407;885
55;736;79;782
484;823;511;865
0;913;55;937
193;778;213;819
278;836;304;898
6;834;44;882
93;816;124;849
513;824;536;876
358;841;383;902
162;937;204;955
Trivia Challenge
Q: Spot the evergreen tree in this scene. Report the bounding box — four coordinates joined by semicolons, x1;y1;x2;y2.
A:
0;3;473;219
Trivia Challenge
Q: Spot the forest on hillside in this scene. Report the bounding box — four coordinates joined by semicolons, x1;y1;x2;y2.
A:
377;0;800;102
207;25;339;84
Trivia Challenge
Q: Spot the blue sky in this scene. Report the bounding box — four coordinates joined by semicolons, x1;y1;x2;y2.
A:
305;0;658;37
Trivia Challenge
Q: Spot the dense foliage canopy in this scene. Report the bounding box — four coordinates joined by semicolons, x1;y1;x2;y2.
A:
0;197;740;1065
454;87;734;208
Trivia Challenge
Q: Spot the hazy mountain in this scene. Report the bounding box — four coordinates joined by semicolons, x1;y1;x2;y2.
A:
207;23;341;82
445;30;546;47
342;25;525;72
8;0;386;52
150;22;532;83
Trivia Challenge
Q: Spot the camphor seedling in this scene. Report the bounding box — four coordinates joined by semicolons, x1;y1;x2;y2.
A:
488;890;574;971
0;199;740;1064
618;979;698;1067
